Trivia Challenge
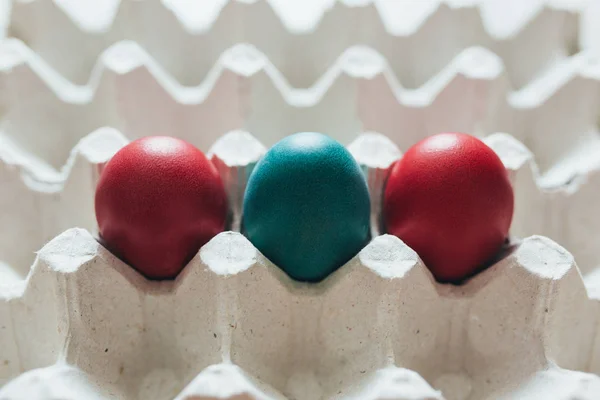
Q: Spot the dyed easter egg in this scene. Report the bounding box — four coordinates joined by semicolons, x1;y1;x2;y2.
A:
242;132;371;282
383;133;513;283
95;136;228;280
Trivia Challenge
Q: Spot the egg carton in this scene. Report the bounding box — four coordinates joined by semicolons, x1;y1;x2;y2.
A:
3;0;598;89
2;1;600;398
3;130;600;399
2;221;600;399
2;37;600;182
2;0;598;179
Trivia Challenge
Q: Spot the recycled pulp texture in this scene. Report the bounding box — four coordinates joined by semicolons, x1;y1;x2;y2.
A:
1;227;600;399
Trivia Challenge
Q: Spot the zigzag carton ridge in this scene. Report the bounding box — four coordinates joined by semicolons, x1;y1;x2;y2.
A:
5;0;596;89
1;227;600;399
1;38;599;181
0;127;127;280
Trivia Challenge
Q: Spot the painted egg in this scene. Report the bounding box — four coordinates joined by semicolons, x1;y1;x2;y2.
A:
95;136;228;280
383;133;514;283
242;132;371;282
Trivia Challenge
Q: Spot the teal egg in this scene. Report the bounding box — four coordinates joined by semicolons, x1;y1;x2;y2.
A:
242;132;371;282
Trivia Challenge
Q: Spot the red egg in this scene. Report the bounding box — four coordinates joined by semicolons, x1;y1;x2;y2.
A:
383;133;514;283
95;136;228;280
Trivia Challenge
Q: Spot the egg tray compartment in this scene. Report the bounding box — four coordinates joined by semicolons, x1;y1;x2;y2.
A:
4;0;598;90
1;19;600;186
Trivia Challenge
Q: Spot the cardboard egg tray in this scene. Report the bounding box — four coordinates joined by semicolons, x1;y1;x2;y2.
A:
2;0;600;399
2;128;600;400
1;0;599;176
